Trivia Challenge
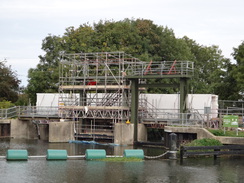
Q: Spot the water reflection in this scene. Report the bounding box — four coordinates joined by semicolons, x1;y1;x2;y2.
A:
0;139;243;183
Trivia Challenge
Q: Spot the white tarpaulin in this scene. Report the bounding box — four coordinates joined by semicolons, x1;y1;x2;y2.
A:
36;93;80;115
36;93;218;118
141;94;218;118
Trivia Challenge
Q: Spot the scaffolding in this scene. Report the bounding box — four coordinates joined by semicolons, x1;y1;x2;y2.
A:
58;51;194;140
59;52;142;122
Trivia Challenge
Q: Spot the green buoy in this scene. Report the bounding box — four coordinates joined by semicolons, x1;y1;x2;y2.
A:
6;149;28;161
85;149;106;160
46;149;68;160
123;149;144;159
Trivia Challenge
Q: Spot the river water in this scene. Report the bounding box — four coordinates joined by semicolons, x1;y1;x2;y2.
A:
0;139;243;183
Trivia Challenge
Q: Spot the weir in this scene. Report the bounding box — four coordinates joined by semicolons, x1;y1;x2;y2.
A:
7;51;242;145
56;51;193;145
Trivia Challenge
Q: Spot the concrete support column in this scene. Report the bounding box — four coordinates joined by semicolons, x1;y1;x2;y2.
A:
10;119;37;139
49;121;75;142
131;79;139;143
169;133;177;160
114;123;147;145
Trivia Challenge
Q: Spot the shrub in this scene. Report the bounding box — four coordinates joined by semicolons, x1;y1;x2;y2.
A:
208;129;225;136
186;138;222;146
0;100;15;109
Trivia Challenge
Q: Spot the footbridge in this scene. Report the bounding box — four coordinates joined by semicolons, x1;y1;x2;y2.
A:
1;105;204;127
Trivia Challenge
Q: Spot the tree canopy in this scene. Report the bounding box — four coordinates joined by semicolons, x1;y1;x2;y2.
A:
26;18;242;103
0;60;20;102
232;41;244;99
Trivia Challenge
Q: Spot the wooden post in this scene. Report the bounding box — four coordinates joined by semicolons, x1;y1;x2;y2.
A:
180;146;185;163
214;148;220;160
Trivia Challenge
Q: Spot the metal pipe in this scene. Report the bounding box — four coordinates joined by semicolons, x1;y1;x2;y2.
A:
28;155;46;158
67;155;85;159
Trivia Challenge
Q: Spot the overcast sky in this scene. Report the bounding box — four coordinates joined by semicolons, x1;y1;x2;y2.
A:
1;0;243;86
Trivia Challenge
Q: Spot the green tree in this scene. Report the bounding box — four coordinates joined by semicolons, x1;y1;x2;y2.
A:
27;19;195;102
183;37;231;99
26;35;61;103
214;62;239;100
26;18;234;102
0;59;20;102
232;41;244;99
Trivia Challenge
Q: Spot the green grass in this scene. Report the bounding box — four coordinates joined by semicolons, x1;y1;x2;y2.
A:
183;139;223;156
95;157;143;162
185;138;223;146
208;129;244;137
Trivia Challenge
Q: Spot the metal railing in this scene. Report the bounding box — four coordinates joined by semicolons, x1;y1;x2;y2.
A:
164;113;204;127
139;109;204;127
126;60;194;77
219;107;244;116
0;106;18;119
1;105;242;129
17;106;59;119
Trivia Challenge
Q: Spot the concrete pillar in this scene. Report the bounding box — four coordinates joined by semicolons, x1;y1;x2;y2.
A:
169;133;177;160
114;123;134;145
114;123;147;145
10;119;37;139
49;121;75;142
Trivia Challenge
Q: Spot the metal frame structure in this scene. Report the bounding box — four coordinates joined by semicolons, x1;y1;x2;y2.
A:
58;52;194;119
57;51;195;141
58;52;140;123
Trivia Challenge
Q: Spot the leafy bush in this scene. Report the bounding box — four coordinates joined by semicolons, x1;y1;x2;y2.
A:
208;129;225;136
0;100;15;109
186;138;222;146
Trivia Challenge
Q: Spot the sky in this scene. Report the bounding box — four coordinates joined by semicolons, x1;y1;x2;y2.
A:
0;0;244;86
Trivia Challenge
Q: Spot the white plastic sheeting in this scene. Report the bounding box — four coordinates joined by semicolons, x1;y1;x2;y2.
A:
141;94;218;118
36;93;218;118
36;93;80;115
36;93;59;107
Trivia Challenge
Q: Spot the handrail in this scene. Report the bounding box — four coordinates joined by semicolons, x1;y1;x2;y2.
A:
127;60;194;77
0;106;18;119
1;105;242;129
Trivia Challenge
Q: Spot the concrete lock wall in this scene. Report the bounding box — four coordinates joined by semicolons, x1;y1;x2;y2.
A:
10;119;37;139
114;123;147;145
49;121;75;143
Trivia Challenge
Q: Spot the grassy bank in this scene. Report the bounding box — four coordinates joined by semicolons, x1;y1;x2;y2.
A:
185;138;223;146
208;129;244;137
